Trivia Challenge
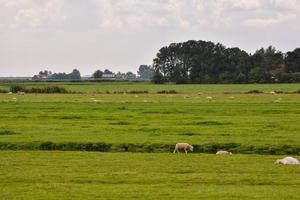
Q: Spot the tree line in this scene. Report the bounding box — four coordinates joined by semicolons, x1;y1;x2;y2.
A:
152;40;300;84
33;69;81;81
32;67;153;81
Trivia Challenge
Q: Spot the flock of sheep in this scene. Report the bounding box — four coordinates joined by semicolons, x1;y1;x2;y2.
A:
173;143;300;165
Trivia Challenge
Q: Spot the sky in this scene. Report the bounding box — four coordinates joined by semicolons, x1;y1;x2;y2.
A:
0;0;300;76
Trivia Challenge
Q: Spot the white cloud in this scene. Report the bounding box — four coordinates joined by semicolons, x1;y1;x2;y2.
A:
243;13;297;27
270;0;300;9
227;0;262;10
1;0;65;29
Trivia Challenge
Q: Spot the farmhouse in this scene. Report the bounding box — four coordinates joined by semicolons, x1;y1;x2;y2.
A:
102;73;116;79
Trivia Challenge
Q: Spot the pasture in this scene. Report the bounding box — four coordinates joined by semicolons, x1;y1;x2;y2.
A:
0;151;300;200
0;82;299;153
0;82;299;199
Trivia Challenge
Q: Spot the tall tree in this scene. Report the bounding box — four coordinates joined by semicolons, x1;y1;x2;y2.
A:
68;69;81;80
285;48;300;73
93;70;103;79
137;65;155;79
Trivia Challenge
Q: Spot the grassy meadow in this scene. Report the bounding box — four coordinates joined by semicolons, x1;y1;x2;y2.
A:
0;151;300;200
0;82;299;199
0;82;299;153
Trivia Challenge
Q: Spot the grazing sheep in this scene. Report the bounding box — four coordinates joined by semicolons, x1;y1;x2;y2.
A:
173;143;193;154
216;150;232;155
273;98;282;103
275;157;299;165
206;96;213;101
17;91;25;95
270;91;276;95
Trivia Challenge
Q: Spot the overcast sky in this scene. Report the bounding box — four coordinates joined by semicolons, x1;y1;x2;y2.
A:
1;0;300;76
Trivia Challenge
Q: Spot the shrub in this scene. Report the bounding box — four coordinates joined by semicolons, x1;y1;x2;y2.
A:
113;90;148;94
0;89;8;93
245;90;263;94
26;86;69;94
157;90;177;94
10;85;26;93
0;130;18;135
294;89;300;94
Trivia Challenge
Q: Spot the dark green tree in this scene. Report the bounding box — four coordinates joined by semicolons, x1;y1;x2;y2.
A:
93;70;103;79
137;65;155;79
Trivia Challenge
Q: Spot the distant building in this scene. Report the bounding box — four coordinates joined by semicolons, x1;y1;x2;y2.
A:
32;74;47;81
102;73;116;79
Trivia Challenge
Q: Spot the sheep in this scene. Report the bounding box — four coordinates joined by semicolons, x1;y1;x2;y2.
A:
270;91;276;95
273;98;282;103
173;143;193;154
275;157;299;165
216;150;232;155
206;96;213;101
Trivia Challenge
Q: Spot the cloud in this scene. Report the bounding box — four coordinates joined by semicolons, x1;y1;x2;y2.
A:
270;0;300;9
1;0;65;29
227;0;262;10
98;0;189;29
243;13;298;27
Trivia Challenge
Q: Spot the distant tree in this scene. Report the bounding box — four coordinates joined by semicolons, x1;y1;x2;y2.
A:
250;46;284;83
32;70;52;80
285;48;300;73
68;69;81;80
137;65;155;79
47;69;81;80
151;71;165;84
93;70;103;79
152;40;294;84
104;69;113;74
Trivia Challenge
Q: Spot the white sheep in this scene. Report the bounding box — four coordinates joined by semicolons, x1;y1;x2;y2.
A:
275;157;299;165
206;96;213;101
273;98;282;103
173;143;194;154
216;150;232;155
270;91;276;95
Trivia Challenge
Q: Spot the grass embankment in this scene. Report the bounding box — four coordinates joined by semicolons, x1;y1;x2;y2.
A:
0;151;299;200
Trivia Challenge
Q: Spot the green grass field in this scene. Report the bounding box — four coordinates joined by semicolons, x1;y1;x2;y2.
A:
1;151;300;200
0;83;299;153
0;82;299;199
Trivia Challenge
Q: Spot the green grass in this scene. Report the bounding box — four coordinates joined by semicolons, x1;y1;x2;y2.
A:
0;83;299;199
0;83;299;154
0;151;299;200
0;82;300;94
